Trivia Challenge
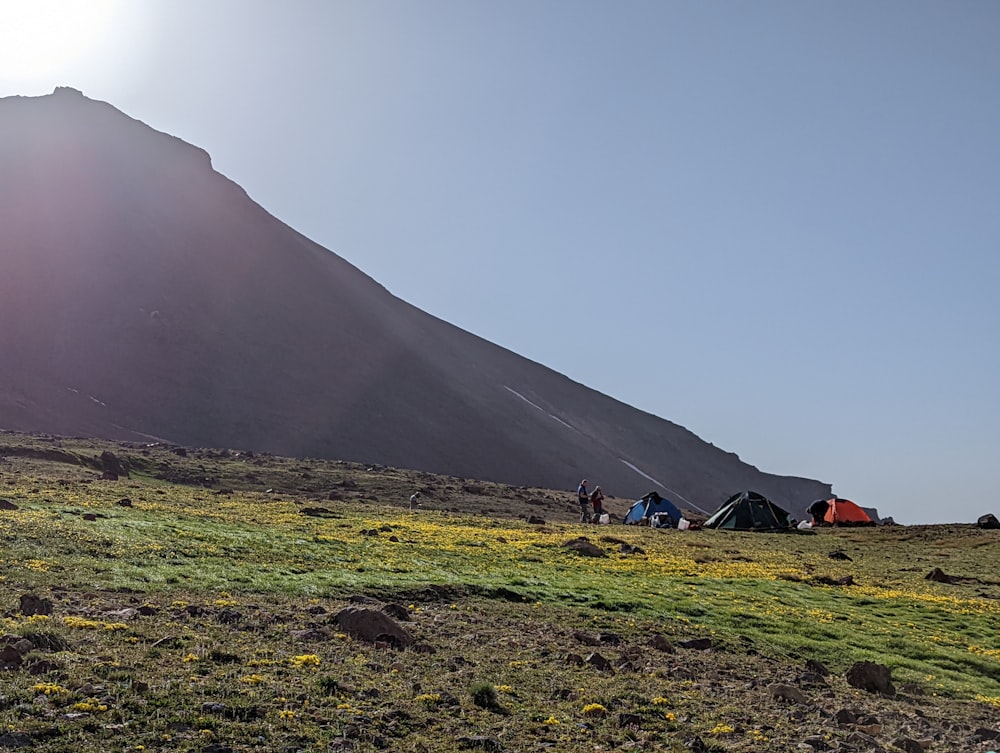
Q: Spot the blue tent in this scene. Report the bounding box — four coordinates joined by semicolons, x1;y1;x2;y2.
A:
623;491;683;527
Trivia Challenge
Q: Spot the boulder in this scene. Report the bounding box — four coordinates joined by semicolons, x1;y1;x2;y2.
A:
100;450;125;480
649;634;675;653
834;708;857;725
977;513;1000;529
19;594;53;616
677;638;713;651
562;538;606;558
0;732;32;749
805;659;830;676
0;645;23;669
334;607;414;647
768;683;808;704
924;567;955;584
585;652;613;671
845;660;895;695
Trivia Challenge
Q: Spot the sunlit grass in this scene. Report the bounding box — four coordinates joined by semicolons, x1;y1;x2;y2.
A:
1;436;999;753
3;469;998;702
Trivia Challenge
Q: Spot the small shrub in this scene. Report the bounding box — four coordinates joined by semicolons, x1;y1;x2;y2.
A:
470;681;498;709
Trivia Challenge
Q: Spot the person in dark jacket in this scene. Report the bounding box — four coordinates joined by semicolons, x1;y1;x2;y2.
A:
577;480;590;523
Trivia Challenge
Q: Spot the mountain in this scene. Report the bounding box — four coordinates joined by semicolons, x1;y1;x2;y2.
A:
0;88;832;514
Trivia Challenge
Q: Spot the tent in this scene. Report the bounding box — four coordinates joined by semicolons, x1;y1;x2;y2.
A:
623;491;683;527
810;498;874;527
704;491;793;531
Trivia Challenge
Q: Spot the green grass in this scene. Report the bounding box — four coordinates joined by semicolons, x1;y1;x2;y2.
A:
1;432;999;751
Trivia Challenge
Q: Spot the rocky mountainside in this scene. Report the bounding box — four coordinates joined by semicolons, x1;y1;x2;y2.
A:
0;88;832;514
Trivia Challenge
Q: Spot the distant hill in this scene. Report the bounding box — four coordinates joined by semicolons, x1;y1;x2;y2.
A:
0;87;832;515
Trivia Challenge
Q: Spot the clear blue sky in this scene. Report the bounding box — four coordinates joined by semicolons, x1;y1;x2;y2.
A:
3;1;998;524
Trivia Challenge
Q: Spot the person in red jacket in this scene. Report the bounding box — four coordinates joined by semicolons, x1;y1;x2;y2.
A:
590;486;605;523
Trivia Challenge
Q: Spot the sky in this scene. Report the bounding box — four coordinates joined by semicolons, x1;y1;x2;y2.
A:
2;1;998;524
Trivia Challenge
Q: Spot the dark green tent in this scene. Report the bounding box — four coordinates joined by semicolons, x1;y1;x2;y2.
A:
704;491;792;531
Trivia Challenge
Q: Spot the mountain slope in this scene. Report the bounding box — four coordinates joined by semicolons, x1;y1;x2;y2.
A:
0;88;831;513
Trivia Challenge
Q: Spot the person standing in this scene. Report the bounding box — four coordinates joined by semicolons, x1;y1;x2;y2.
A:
590;486;605;523
409;492;421;510
577;480;590;523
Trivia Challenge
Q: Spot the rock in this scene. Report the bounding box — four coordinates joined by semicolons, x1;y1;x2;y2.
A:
572;631;602;647
796;671;827;687
677;638;713;651
0;499;18;510
683;735;710;752
892;739;924;753
382;603;410;621
117;498;132;507
598;632;621;645
527;515;546;525
564;653;584;666
649;634;675;653
973;727;1000;741
12;639;33;655
834;708;857;725
25;659;58;675
828;550;853;561
562;538;606;558
103;608;138;621
100;450;125;480
805;659;830;676
977;513;1000;529
216;609;243;624
618;712;642;728
924;567;955;583
19;594;53;616
137;605;158;616
348;595;382;605
769;683;808;704
334;607;414;647
846;731;877;747
82;513;98;521
0;646;23;669
846;661;895;695
585;652;613;671
0;732;32;748
812;574;845;586
802;735;830;750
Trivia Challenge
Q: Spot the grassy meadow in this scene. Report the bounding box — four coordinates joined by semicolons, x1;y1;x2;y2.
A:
1;432;998;752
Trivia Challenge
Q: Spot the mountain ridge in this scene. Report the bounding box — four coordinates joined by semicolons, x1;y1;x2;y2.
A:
0;88;833;515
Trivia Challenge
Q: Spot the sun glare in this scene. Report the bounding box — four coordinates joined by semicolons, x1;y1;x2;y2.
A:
0;0;126;91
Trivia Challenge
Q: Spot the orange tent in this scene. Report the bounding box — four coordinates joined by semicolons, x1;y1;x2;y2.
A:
822;498;874;526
